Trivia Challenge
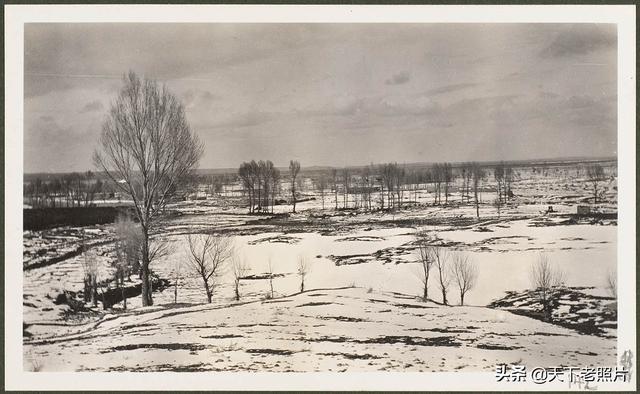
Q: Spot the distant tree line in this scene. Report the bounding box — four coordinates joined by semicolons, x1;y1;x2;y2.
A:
301;161;517;218
24;171;107;208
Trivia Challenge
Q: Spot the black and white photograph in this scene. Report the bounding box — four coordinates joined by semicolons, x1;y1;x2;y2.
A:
4;4;636;391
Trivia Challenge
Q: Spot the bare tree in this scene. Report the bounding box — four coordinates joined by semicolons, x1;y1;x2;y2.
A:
289;160;301;213
494;162;505;204
414;232;434;302
461;162;473;203
267;161;280;213
442;163;453;204
297;256;312;292
530;254;564;321
606;268;617;299
504;165;514;201
331;169;339;210
430;247;450;305
231;255;249;301
186;233;233;303
450;253;478;306
342;168;351;209
471;162;485;218
315;175;328;210
81;239;99;307
238;162;255;213
94;72;204;306
586;163;606;204
394;164;406;209
113;213;143;309
267;258;276;299
380;163;397;209
173;258;182;304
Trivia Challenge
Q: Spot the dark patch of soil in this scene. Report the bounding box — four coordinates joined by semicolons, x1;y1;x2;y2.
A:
576;351;598;356
328;253;372;266
264;299;293;304
317;316;367;323
305;335;461;347
533;331;569;337
476;343;522;350
361;335;461;347
394;303;433;309
335;236;384;242
297;302;336;307
107;343;207;352
246;348;296;356
318;352;382;360
248;235;301;245
409;327;472;334
236;323;288;328
489;286;616;337
241;273;285;280
120;323;155;331
105;362;216;372
201;334;243;339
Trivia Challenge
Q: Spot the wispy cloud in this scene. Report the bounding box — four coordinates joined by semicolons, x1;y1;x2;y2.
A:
78;100;103;114
540;24;616;58
424;83;477;97
209;110;272;129
385;71;411;85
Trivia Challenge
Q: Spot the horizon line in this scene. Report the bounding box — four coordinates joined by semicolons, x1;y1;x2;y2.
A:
24;154;617;176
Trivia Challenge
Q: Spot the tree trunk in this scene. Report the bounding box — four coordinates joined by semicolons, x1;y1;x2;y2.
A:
441;288;448;306
300;279;304;293
234;282;240;301
84;276;91;303
460;292;464;306
141;261;151;307
292;185;296;213
121;273;128;310
91;275;98;307
141;226;152;306
474;188;480;218
174;277;178;304
444;183;448;204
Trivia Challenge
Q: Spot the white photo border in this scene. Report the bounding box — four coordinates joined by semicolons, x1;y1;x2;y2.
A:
4;4;636;391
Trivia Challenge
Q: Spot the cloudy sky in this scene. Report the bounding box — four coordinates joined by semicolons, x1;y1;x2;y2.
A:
24;23;616;173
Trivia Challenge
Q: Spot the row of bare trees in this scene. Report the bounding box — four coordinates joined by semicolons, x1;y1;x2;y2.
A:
414;232;478;306
316;162;497;218
238;160;282;214
184;233;312;303
24;171;106;208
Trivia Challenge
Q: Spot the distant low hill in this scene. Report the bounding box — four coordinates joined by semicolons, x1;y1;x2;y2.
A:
24;155;617;179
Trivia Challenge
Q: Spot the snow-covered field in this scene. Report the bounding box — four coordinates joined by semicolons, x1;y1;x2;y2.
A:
24;287;616;372
22;167;619;372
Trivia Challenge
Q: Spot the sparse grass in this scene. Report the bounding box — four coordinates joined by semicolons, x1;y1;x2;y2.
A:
219;341;239;352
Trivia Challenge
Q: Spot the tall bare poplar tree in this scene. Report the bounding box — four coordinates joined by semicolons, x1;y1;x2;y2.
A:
94;71;203;306
289;160;301;213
